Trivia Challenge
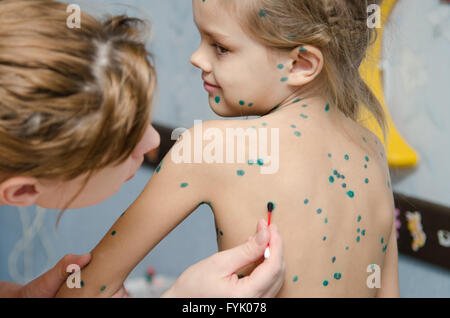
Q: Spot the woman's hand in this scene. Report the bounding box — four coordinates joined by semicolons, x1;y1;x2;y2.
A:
2;253;128;298
162;219;285;298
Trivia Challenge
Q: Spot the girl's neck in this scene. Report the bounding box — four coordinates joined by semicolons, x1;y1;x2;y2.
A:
263;94;331;117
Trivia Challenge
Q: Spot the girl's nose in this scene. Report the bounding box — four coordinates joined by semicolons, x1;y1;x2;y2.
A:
190;45;212;73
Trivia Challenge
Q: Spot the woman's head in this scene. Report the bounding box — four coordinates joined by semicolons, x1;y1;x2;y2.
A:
191;0;386;136
0;0;160;210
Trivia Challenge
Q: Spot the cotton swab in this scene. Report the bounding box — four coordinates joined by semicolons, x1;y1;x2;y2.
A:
264;202;274;259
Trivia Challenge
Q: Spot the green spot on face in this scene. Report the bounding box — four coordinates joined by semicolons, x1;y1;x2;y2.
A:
180;182;189;188
332;256;336;263
356;236;360;243
280;77;288;82
293;275;298;282
237;170;245;176
365;178;369;184
347;191;355;198
334;273;342;280
239;100;245;106
259;9;267;17
100;285;106;292
277;64;284;69
317;208;322;214
325;104;330;112
304;199;309;204
257;158;264;166
344;154;349;160
329;176;335;183
294;131;301;137
323;280;329;286
215;96;221;104
111;230;116;236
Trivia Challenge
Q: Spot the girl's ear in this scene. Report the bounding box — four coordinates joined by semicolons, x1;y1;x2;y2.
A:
286;45;324;87
0;177;40;207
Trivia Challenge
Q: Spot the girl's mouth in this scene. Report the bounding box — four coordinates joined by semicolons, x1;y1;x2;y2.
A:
203;81;221;93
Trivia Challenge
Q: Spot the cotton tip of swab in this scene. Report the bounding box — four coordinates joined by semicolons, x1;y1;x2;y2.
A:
264;246;270;259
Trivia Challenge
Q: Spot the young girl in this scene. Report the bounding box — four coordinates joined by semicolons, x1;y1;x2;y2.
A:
0;0;284;298
57;0;399;297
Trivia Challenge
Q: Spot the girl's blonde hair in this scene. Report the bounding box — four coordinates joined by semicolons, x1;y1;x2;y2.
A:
0;0;156;212
223;0;386;139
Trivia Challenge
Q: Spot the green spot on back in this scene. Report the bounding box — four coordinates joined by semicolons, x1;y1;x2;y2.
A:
304;199;309;204
299;46;307;53
323;280;329;286
357;215;362;222
323;236;327;241
294;131;301;137
180;182;189;188
239;100;245;106
324;217;328;224
329;176;335;183
291;124;296;128
300;114;308;119
316;208;322;214
328;153;332;158
257;158;264;166
280;77;288;82
362;229;366;236
347;191;355;198
248;103;254;107
365;155;370;162
293;98;301;103
345;246;349;250
334;273;342;280
237;170;245;176
293;275;298;282
381;237;384;244
332;256;336;263
342;183;347;188
344;154;350;160
356;236;360;243
325;104;330;112
277;64;284;69
100;285;106;292
365;178;369;184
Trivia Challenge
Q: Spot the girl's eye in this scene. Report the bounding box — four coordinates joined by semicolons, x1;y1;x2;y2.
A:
212;43;229;55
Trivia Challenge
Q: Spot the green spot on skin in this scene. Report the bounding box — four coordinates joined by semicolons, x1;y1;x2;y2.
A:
344;154;349;160
382;244;387;252
347;191;355;198
317;208;322;214
237;170;245;176
239;100;245;106
100;285;106;292
300;114;308;119
345;246;349;250
293;275;298;282
294;131;301;137
357;228;360;233
329;176;335;183
356;236;360;243
259;9;267;17
325;104;330;112
362;136;367;143
323;236;327;241
80;281;84;287
333;170;338;175
248;103;254;107
262;122;267;127
323;280;329;287
381;237;384;244
257;158;264;166
238;274;244;279
342;183;347;188
293;97;302;103
332;256;336;263
365;178;369;184
334;273;342;280
280;77;288;82
248;159;254;165
156;160;163;173
277;64;284;70
299;46;307;53
291;124;296;128
328;153;332;158
111;230;116;236
365;156;370;162
357;215;362;222
215;96;221;104
180;182;189;188
325;217;328;224
304;199;309;204
362;229;366;236
364;164;368;169
302;104;308;108
220;231;223;236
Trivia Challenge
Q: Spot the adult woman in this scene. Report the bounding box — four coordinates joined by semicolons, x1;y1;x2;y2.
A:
0;0;284;297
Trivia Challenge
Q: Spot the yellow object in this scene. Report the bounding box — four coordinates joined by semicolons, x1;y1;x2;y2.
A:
358;0;419;168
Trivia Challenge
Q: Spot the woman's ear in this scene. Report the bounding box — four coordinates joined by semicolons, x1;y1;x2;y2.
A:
286;45;324;87
0;177;40;207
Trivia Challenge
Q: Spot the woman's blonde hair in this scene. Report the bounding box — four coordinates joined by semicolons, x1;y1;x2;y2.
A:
222;0;387;139
0;0;157;212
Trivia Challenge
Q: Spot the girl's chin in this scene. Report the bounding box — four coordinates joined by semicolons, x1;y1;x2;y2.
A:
209;100;246;117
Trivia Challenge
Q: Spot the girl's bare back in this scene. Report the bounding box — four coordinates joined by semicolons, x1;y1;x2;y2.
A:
207;100;395;297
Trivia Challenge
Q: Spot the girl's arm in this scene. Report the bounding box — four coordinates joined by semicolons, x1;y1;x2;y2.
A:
56;127;210;297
